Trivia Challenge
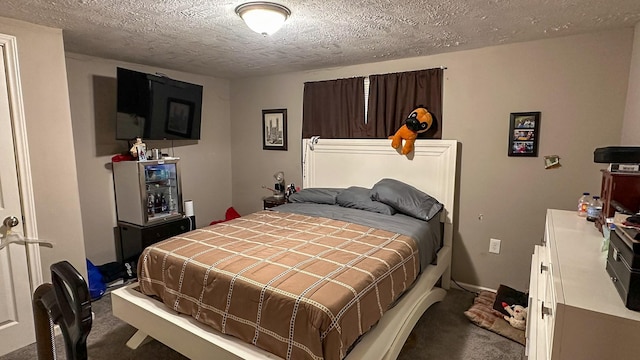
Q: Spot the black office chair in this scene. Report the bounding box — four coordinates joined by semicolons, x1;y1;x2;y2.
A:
32;260;93;360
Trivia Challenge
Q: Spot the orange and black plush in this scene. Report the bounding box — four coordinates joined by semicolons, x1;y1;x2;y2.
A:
389;107;433;155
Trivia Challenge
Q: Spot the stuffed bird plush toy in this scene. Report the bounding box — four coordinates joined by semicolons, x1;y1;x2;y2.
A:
389;107;433;155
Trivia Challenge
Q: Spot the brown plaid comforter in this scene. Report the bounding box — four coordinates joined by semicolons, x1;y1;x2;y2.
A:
138;210;419;360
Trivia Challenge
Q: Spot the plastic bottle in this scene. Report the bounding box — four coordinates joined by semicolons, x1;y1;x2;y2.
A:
602;223;615;252
586;195;603;222
578;192;591;217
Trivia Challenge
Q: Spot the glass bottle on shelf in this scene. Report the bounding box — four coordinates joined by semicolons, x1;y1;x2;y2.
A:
154;192;162;214
147;193;155;216
169;196;175;213
161;193;168;212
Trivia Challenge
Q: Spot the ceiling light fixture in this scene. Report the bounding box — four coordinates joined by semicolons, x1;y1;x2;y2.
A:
235;2;291;36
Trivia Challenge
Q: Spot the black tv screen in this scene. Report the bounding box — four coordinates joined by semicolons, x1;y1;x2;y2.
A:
116;67;203;140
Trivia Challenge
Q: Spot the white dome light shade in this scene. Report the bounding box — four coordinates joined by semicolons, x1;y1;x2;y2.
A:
235;2;291;36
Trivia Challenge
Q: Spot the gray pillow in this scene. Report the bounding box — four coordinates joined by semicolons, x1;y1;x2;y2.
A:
370;178;443;221
287;188;343;205
336;186;396;215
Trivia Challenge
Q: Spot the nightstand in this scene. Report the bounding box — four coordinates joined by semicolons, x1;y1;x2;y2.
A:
263;196;286;209
117;216;195;264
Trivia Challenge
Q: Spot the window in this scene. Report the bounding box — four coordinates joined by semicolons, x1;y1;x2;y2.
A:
302;68;443;139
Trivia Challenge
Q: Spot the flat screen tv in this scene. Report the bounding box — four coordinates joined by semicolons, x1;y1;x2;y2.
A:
116;67;203;140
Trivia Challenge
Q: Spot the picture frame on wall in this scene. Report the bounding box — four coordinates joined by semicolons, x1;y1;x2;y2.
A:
262;109;287;151
508;111;541;157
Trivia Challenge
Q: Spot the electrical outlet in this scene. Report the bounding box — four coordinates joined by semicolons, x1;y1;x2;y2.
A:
489;238;501;254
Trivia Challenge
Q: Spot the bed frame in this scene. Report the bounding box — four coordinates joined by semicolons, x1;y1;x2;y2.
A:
111;138;458;360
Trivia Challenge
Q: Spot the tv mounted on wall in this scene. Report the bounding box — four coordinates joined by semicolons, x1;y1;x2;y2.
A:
116;67;203;140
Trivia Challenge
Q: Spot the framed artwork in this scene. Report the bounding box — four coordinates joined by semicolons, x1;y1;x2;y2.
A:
165;98;195;138
262;109;287;151
508;112;541;157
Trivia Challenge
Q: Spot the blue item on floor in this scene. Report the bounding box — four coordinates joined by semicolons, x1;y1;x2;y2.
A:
86;259;106;300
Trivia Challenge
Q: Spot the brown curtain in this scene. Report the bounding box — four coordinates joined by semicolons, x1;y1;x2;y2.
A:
367;68;443;139
302;77;365;138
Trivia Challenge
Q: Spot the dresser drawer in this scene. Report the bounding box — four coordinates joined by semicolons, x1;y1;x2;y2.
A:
526;247;539;359
529;244;555;360
140;221;189;247
118;216;194;263
541;261;556;360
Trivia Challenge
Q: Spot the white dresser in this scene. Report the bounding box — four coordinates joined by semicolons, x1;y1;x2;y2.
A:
527;209;640;360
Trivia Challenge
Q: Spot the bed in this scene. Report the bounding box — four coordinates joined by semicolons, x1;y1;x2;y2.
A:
111;138;458;360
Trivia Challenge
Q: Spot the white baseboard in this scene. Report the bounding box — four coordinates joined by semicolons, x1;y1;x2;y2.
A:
451;280;496;294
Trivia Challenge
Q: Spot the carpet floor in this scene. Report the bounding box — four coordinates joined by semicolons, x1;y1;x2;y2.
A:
1;287;524;360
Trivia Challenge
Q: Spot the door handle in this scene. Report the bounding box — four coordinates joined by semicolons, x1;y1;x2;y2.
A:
540;263;548;273
541;301;553;319
0;233;54;250
3;216;19;228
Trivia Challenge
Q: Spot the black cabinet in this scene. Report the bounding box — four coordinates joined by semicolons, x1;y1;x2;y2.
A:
117;216;195;264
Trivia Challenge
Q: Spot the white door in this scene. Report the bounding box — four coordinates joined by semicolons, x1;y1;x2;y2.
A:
0;44;35;355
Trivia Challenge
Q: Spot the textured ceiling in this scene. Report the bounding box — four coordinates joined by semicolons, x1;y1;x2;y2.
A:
1;0;640;79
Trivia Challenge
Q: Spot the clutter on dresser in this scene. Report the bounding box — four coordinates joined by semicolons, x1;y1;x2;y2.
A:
592;146;640;232
577;192;591;217
586;195;603;222
608;163;640;172
606;225;640;311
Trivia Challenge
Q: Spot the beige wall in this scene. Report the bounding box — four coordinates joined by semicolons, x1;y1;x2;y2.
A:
230;29;633;290
622;22;640;145
0;17;86;281
65;54;232;265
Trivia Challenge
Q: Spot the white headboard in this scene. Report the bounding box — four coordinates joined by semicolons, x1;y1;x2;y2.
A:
302;138;458;226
